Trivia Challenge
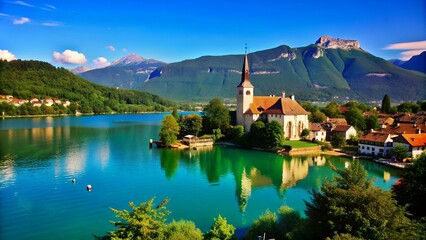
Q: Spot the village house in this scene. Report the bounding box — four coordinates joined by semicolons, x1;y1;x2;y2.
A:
358;132;395;157
377;123;425;135
43;98;54;106
392;133;426;159
309;123;326;141
236;53;309;140
332;125;357;140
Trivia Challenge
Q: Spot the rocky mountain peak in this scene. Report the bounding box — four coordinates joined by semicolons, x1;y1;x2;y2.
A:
111;53;146;66
315;36;360;49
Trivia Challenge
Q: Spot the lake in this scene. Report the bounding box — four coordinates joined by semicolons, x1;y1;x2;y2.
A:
0;114;401;239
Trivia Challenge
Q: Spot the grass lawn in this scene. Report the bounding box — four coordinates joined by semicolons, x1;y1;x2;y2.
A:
283;140;319;148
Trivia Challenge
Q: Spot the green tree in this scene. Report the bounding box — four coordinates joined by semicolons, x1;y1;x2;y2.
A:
225;125;244;142
393;153;426;219
322;101;342;118
163;220;203;240
397;102;420;113
202;98;230;134
171;107;179;120
381;94;391;114
159;115;180;146
364;114;379;131
391;143;409;161
249;121;266;148
310;109;327;123
243;210;281;240
204;215;237;240
304;160;416;240
301;128;310;140
181;114;202;136
97;198;170;240
344;107;366;131
331;134;346;149
264;120;284;149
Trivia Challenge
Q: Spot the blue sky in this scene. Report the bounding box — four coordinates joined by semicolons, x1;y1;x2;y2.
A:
1;0;425;68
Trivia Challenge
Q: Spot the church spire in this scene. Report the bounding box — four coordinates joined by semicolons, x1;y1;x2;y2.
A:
238;52;254;88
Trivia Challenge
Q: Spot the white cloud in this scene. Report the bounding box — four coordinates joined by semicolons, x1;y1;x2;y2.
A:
53;50;87;65
400;49;425;61
0;49;17;61
45;4;56;9
0;13;11;17
122;48;128;52
384;40;426;50
93;57;110;68
106;45;115;51
13;17;30;25
42;22;60;27
12;1;34;7
384;40;426;60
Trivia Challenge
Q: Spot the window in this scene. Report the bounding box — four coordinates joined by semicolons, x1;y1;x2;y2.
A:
372;147;375;152
367;147;370;150
246;90;251;95
362;146;365;149
379;149;383;153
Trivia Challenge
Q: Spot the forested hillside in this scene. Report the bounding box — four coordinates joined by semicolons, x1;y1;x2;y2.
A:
0;60;175;114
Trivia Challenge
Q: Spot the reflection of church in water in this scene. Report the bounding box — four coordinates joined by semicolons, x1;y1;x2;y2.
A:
234;156;326;212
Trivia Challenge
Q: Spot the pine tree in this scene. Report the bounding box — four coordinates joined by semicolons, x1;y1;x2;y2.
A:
381;94;391;114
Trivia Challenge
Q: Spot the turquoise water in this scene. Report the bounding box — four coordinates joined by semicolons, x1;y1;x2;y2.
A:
0;114;401;239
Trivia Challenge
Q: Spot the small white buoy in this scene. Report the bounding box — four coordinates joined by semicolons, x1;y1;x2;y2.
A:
72;178;76;183
86;184;92;191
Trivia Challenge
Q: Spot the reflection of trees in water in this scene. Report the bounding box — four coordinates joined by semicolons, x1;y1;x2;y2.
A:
158;147;323;212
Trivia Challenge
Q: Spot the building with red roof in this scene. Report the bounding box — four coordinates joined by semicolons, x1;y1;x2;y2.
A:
236;53;309;140
393;133;426;158
358;132;395;157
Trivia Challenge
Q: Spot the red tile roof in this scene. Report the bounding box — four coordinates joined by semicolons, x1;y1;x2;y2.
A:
359;132;391;143
398;134;426;147
310;123;323;131
245;96;308;115
377;123;426;134
327;118;347;125
333;125;352;132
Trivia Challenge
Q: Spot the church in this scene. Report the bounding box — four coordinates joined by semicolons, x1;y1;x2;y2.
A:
236;53;309;140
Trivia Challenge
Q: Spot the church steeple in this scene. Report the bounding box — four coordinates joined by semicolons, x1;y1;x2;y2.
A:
238;53;254;88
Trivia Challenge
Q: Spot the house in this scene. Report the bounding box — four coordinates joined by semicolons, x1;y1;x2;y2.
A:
377;123;426;135
321;118;348;141
236;53;309;140
358;132;395;157
30;97;39;104
32;101;42;107
392;133;426;159
309;123;326;141
53;98;62;105
332;125;357;140
43;98;54;106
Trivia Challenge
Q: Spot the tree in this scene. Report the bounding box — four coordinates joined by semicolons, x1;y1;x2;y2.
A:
322;101;342;118
97;198;170;240
391;143;409;161
397;102;420;113
204;215;237;240
159;115;180;146
364;114;379;131
381;94;391;114
310;110;327;123
331;134;346;149
301;128;310;140
163;220;203;240
304;160;416;240
264;120;284;149
171;107;179;120
243;210;281;240
181;114;202;136
393;153;426;219
249;121;266;148
202;98;230;134
344;107;366;131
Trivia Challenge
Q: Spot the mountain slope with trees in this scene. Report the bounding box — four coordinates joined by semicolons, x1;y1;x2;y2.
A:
0;60;175;114
130;38;425;102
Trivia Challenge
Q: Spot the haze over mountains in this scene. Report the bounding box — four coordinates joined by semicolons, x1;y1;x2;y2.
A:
389;51;426;74
77;36;426;102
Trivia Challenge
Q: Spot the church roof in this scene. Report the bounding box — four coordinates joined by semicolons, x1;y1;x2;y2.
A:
237;54;254;88
245;96;308;115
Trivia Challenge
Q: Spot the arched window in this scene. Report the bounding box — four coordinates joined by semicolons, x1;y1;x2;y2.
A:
287;122;292;139
246;90;251;95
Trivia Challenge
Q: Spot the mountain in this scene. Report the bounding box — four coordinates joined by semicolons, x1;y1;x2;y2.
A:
69;65;92;74
400;51;426;73
0;60;175;112
137;36;425;102
388;59;406;67
79;53;166;89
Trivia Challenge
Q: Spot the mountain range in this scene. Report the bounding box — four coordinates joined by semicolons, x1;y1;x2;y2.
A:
78;53;166;89
389;51;426;74
77;37;426;102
